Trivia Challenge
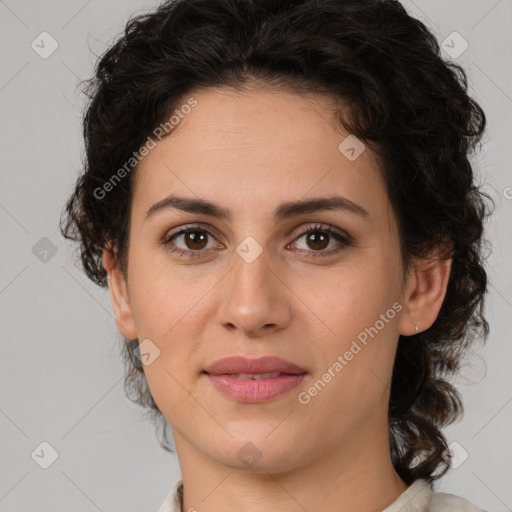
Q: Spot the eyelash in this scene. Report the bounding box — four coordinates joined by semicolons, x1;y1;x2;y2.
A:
160;223;353;259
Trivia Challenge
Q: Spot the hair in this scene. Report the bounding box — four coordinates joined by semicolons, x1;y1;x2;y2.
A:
60;0;493;484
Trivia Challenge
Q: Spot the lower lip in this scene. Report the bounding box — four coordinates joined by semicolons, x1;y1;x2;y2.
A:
205;373;307;403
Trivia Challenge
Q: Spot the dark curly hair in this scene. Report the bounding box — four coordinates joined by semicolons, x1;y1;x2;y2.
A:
60;0;493;484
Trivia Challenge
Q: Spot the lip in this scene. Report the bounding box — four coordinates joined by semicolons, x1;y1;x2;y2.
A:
205;373;307;403
203;356;308;403
203;356;307;375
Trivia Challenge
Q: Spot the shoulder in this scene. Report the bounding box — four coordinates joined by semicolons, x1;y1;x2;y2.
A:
383;478;487;512
428;490;487;511
157;479;183;512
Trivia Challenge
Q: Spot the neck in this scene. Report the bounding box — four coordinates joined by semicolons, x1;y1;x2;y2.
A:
173;417;409;512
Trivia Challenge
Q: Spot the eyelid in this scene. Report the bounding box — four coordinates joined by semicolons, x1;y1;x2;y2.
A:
163;222;351;242
291;223;353;244
161;222;352;257
163;222;224;243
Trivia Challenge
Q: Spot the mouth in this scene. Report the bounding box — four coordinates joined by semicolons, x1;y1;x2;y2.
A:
202;356;308;403
203;372;307;402
203;355;307;376
203;371;301;379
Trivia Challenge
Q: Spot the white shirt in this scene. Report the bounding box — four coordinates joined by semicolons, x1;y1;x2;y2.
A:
157;478;486;511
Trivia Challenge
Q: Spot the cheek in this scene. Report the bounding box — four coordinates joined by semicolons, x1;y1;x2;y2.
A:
298;253;402;386
127;246;204;337
126;256;214;397
295;259;399;337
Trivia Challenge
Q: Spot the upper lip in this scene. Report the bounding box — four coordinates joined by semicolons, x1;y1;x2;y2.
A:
204;356;307;375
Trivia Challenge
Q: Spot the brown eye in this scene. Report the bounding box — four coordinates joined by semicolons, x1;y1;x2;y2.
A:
181;230;209;250
290;224;352;258
162;226;221;258
162;223;351;260
304;231;330;251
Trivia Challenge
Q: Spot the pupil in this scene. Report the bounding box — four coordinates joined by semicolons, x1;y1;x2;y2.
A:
182;230;330;252
308;232;328;250
187;231;207;250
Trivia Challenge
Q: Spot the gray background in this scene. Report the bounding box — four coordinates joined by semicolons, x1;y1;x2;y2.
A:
0;0;511;511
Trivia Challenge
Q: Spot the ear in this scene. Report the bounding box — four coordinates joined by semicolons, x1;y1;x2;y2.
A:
398;247;453;336
103;244;138;340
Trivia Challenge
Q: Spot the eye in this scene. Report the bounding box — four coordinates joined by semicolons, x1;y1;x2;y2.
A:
161;222;352;259
288;223;352;258
161;224;223;258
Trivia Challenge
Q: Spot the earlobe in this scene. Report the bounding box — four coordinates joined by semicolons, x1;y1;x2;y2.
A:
103;246;138;339
398;255;453;337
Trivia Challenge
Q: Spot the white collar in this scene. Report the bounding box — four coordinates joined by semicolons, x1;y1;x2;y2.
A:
158;478;434;512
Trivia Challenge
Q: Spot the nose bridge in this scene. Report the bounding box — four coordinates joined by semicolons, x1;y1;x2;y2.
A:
232;242;273;295
218;239;291;335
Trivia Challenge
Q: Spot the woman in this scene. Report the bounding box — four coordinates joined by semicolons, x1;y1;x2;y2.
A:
60;0;492;510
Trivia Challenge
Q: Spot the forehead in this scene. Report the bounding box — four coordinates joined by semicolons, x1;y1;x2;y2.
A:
162;86;348;156
132;86;393;228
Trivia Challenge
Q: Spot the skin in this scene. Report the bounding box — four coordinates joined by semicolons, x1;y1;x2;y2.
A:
103;85;452;512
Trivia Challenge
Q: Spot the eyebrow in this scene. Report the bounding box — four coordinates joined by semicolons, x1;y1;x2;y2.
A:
145;194;371;223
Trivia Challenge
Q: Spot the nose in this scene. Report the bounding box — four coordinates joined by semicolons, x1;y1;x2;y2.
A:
217;247;292;338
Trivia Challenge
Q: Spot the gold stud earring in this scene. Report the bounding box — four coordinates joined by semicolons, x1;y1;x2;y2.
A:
415;324;419;334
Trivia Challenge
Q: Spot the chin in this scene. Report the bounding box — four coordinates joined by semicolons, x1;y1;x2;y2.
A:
209;434;306;473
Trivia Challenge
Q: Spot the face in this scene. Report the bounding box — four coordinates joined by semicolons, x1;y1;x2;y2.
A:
104;85;449;474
